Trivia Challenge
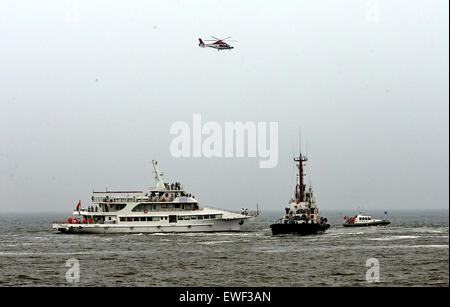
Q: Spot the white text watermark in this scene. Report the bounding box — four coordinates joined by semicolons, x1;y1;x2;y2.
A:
65;258;80;283
366;258;380;282
170;114;278;168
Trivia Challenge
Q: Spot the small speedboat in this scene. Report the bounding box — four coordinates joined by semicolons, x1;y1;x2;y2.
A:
343;213;390;227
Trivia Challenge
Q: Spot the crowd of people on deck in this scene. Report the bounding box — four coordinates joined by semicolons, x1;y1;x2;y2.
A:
75;205;99;212
146;191;195;202
165;182;182;190
344;215;358;224
319;217;328;225
67;217;93;224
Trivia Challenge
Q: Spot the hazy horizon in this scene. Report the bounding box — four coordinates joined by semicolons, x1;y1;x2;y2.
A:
1;208;448;214
1;1;448;213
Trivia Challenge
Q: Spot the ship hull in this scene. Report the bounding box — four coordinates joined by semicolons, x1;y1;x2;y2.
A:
53;218;249;234
270;223;330;235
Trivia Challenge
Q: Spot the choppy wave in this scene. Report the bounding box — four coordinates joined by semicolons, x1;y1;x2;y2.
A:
368;235;421;241
0;212;448;286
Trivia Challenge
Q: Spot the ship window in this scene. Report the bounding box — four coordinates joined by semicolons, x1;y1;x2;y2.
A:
209;215;216;219
203;215;209;219
197;215;203;220
120;217;126;221
191;216;197;220
153;217;160;221
169;215;177;223
132;203;153;212
175;204;180;209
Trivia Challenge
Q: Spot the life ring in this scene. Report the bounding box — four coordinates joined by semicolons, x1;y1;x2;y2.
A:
144;209;148;214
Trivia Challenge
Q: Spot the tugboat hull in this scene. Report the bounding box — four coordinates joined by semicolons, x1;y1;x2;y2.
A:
270;223;330;235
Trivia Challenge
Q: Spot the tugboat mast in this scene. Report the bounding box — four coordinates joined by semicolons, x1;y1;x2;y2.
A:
294;153;308;202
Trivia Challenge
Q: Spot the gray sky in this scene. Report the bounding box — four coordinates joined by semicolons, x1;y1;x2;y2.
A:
0;0;448;213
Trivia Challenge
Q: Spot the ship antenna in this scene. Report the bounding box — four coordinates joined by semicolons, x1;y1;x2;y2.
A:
290;144;296;198
306;138;312;187
294;129;307;202
299;128;302;155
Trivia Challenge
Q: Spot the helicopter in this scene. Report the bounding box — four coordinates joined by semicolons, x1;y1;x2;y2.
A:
198;36;236;51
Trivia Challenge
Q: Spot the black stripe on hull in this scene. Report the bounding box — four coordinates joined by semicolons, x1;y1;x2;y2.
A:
270;223;330;235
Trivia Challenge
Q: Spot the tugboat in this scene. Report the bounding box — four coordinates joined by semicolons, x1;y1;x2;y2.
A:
270;152;330;235
343;211;390;227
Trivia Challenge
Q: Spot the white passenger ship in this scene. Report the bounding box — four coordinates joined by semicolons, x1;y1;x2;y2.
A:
52;161;257;234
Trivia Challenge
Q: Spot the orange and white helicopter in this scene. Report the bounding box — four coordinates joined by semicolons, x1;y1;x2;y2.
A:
198;36;236;51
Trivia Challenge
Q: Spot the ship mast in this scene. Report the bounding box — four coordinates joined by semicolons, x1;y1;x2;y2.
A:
294;153;308;201
152;160;166;190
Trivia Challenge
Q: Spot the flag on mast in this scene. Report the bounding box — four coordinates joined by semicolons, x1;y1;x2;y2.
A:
76;200;81;211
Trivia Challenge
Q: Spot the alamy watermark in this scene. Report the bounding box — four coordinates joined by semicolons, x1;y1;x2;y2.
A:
169;114;278;168
65;258;80;283
365;0;380;23
365;258;380;282
65;0;80;23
